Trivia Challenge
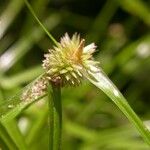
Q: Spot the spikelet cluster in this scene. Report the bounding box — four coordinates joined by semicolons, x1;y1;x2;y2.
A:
42;33;99;86
21;33;100;101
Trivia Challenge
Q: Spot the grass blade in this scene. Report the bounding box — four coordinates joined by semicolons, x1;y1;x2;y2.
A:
0;75;46;122
2;120;28;150
117;0;150;26
0;123;18;150
0;0;24;39
84;68;150;146
26;105;48;146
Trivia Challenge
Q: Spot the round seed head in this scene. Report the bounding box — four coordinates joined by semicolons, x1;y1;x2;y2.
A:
42;33;99;86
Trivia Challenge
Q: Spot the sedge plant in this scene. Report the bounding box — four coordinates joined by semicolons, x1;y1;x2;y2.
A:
0;0;150;149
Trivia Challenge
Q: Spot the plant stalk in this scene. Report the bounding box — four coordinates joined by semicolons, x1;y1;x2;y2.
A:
48;83;62;150
52;84;62;150
47;84;54;150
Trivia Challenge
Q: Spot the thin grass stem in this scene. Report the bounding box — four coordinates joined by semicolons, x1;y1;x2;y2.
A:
48;83;62;150
51;83;62;150
23;0;58;46
47;84;54;150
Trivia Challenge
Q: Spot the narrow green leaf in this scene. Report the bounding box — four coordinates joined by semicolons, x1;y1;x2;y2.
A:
84;68;150;146
2;119;28;150
0;123;18;150
0;74;47;122
26;105;48;146
0;94;46;124
0;66;42;89
0;0;24;39
117;0;150;26
86;0;118;42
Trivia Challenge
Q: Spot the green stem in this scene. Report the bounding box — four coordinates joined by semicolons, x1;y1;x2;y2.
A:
23;0;58;46
48;83;62;150
48;84;54;150
84;68;150;146
22;2;62;148
52;84;62;150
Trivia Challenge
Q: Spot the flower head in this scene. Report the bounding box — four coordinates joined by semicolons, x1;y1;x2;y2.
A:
42;33;99;86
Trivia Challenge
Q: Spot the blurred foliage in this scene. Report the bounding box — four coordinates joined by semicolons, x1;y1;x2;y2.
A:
0;0;150;149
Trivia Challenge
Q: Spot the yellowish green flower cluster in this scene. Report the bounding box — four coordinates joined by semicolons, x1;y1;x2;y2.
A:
42;33;99;86
21;33;99;101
